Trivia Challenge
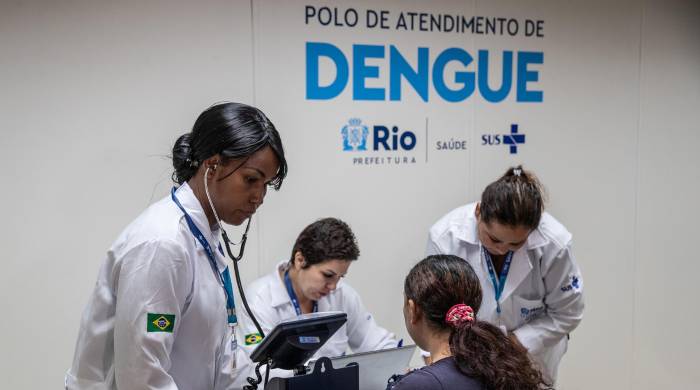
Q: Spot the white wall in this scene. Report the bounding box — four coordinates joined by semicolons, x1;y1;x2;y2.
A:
0;0;255;387
0;1;698;389
633;0;700;387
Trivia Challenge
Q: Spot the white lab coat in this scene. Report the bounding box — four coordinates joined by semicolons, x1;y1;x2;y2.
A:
426;203;584;384
66;183;251;390
237;261;397;378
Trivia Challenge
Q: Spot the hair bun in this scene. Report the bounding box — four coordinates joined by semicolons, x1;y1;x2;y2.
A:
172;132;198;184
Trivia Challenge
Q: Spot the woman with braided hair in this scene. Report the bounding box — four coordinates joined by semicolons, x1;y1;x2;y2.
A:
393;254;550;390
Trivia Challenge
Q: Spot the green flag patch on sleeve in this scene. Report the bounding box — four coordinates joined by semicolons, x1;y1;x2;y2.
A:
245;332;263;345
147;313;176;333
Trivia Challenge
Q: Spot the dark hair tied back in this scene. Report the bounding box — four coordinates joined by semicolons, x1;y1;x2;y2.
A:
480;165;545;230
171;102;287;187
172;132;198;184
405;255;550;390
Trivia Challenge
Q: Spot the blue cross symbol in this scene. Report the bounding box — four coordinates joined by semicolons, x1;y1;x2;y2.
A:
503;124;526;154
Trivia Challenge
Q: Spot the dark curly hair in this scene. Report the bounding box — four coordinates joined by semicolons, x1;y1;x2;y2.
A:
289;218;360;268
404;255;551;390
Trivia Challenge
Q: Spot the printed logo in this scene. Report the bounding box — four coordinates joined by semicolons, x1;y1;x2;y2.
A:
572;275;580;289
245;333;263;345
520;305;544;319
342;118;369;151
560;274;581;292
481;123;526;154
340;118;418;166
147;313;175;333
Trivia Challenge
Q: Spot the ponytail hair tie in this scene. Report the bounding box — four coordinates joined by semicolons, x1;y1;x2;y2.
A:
185;157;199;168
445;304;475;327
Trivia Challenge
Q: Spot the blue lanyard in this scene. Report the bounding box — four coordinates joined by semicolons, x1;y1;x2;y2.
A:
482;246;514;314
171;187;237;325
284;270;318;315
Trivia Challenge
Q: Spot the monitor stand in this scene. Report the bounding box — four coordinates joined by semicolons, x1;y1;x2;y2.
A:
264;357;358;390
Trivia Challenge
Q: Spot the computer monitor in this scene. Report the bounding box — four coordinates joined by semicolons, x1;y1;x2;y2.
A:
249;311;347;370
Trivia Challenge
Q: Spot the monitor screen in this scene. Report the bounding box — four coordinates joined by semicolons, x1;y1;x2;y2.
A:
250;311;347;370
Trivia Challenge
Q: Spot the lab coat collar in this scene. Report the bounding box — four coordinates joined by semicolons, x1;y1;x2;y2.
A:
174;182;228;273
457;203;480;244
269;260;294;308
526;228;548;249
458;203;548;250
458;203;548;300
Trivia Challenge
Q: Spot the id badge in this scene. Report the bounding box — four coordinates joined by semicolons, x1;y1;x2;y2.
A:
230;325;238;369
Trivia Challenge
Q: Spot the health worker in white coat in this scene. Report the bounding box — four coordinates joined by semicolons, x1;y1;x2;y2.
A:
425;166;584;384
239;217;398;377
66;102;288;390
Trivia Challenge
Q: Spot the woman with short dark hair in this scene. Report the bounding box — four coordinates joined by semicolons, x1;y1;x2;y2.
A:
238;217;397;378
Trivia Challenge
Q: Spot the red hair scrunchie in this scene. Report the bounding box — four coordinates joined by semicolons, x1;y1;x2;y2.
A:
445;304;475;327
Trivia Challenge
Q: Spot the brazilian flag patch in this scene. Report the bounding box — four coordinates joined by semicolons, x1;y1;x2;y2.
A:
245;332;263;345
147;313;175;333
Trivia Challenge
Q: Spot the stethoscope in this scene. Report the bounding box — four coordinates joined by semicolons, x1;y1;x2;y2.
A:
203;165;251;262
171;162;268;389
202;164;266;339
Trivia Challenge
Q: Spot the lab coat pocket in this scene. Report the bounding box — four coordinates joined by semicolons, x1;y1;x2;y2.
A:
513;296;546;325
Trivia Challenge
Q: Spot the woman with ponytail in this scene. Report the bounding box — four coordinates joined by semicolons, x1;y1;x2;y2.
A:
67;102;287;389
425;166;584;384
394;255;549;390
